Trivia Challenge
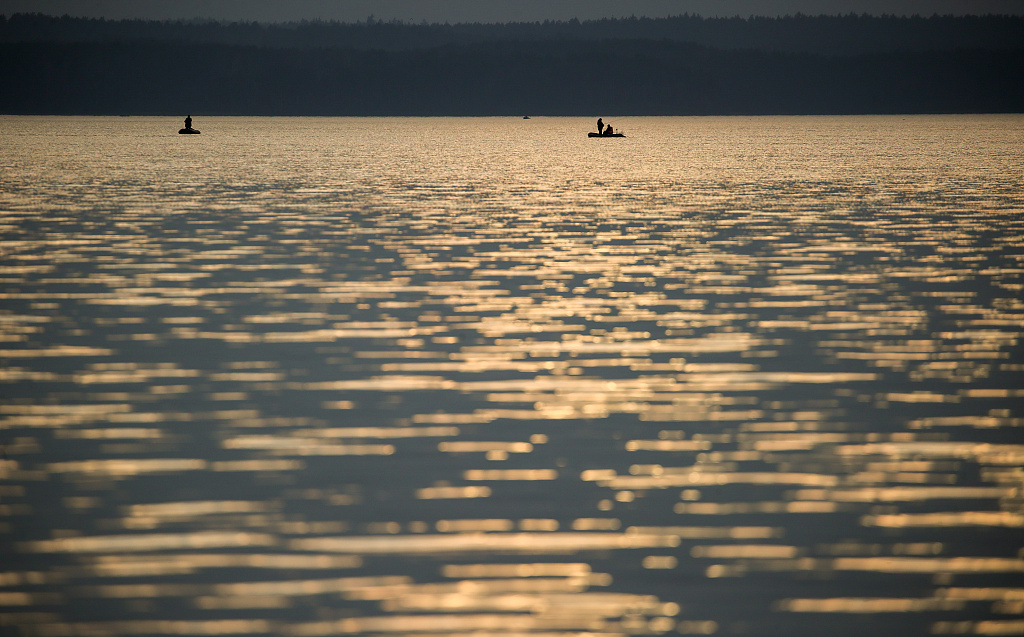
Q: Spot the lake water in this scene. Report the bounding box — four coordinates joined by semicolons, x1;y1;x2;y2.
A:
1;115;1022;636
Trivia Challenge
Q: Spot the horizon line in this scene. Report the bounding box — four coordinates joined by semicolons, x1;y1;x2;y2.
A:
4;11;1023;27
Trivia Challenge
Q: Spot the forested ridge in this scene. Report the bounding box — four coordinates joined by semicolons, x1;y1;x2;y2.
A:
2;12;1021;115
4;12;1023;54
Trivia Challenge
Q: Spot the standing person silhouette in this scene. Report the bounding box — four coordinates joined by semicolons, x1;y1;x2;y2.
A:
184;115;192;130
597;118;604;135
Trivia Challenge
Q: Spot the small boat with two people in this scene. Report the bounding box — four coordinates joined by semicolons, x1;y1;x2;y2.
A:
589;117;624;138
179;115;200;134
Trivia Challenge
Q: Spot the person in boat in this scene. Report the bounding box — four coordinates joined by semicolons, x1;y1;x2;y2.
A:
604;124;614;136
184;115;192;130
597;118;604;135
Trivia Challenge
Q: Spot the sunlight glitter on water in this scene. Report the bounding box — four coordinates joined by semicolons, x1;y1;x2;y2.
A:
0;115;1022;636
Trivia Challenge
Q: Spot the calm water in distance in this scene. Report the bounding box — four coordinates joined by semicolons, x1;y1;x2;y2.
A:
1;115;1023;636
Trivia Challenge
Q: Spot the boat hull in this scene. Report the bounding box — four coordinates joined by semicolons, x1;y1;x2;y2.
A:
178;128;200;134
589;132;624;137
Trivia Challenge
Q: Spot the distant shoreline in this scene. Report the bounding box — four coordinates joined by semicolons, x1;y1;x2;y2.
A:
2;14;1021;116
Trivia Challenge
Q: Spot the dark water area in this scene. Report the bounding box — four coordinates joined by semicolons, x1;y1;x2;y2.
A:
0;115;1022;636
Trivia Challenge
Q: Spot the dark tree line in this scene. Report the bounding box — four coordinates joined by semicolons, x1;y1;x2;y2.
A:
3;12;1023;54
1;13;1021;115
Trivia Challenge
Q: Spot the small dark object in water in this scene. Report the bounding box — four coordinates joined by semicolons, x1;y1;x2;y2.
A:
588;132;624;138
179;128;200;134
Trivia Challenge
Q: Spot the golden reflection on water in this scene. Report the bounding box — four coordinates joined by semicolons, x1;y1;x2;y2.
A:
1;115;1023;636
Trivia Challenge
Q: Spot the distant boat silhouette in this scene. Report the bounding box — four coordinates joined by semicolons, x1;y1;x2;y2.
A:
589;132;624;138
523;116;531;119
180;115;199;134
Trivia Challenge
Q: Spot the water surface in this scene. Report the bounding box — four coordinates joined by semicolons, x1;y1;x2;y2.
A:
1;115;1022;636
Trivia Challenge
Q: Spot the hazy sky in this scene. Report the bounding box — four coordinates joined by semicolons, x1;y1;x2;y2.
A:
3;0;1023;23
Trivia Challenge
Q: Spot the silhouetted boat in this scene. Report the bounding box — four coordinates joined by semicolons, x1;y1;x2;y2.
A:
589;132;624;138
178;128;200;135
